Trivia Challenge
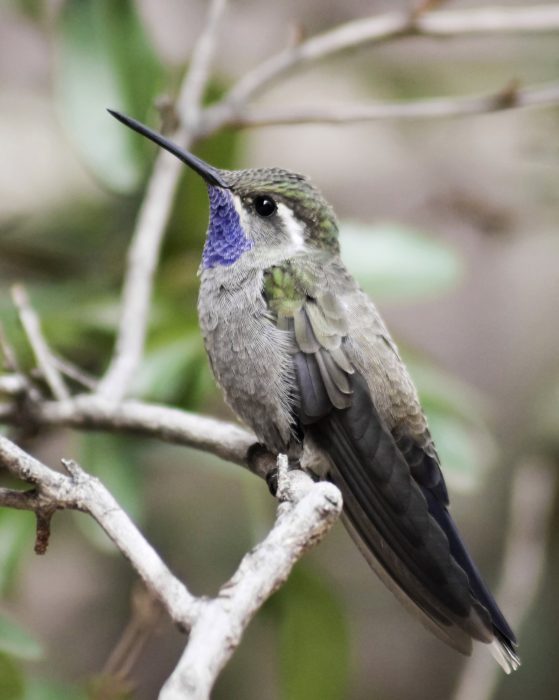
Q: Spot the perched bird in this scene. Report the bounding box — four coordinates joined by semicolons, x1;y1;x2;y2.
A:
109;109;520;672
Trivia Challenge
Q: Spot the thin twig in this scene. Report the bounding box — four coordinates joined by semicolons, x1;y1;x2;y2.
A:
51;355;98;391
0;322;20;373
99;583;163;694
0;486;55;553
0;391;282;486
203;4;559;130
0;486;42;511
0;437;195;626
452;457;556;700
97;0;228;402
217;80;559;129
177;0;228;133
32;395;256;468
11;285;70;401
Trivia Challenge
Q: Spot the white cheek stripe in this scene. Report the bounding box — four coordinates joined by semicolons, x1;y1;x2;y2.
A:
276;202;305;251
233;195;306;253
232;194;248;226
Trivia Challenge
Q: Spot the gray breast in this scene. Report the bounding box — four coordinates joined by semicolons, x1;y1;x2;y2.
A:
198;266;296;453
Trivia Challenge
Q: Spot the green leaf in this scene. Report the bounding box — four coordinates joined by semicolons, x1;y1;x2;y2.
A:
75;434;144;552
55;0;164;192
277;567;349;700
24;679;86;700
131;332;206;403
339;221;463;301
0;510;35;595
0;653;24;700
0;616;42;661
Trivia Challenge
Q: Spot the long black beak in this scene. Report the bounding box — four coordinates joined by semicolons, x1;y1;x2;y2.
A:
107;109;229;188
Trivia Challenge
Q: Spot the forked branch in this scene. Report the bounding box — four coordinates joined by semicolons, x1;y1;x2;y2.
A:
0;439;342;700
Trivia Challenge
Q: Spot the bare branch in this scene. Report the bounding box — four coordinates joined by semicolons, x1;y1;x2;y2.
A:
177;0;228;133
0;436;342;699
0;322;20;373
0;486;55;553
99;583;163;696
51;355;99;391
204;4;559;130
0;374;28;396
32;395;255;467
0;389;282;487
160;456;342;700
11;285;70;401
0;486;42;511
97;0;228;402
452;457;557;700
0;436;196;626
217;80;559;129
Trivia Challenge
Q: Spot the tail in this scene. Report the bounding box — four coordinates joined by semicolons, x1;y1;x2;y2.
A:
299;365;520;668
491;637;521;674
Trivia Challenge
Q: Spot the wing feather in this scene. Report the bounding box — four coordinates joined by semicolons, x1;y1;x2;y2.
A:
264;260;519;666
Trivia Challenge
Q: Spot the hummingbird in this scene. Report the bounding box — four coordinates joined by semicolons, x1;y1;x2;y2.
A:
109;109;520;672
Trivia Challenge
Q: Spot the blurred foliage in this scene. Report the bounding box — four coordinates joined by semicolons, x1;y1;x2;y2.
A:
74;433;145;552
275;566;349;700
0;615;42;662
0;653;24;700
339;221;463;302
0;510;35;596
407;355;496;489
55;0;165;192
23;680;87;700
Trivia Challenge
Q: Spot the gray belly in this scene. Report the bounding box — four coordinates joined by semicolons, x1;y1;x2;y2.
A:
198;270;296;453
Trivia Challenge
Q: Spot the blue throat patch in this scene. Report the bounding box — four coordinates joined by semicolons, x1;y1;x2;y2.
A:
202;186;252;269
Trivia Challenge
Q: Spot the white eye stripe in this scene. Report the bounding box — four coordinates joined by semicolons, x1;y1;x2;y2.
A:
276;202;305;250
232;194;247;222
233;194;306;253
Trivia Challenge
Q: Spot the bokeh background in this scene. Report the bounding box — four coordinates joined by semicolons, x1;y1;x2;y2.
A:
1;0;559;698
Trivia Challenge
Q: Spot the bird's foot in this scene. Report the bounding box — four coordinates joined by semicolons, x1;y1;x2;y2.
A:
246;443;280;495
266;454;301;497
265;467;279;496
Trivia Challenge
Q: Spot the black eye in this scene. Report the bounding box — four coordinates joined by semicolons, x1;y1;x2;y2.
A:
254;195;277;217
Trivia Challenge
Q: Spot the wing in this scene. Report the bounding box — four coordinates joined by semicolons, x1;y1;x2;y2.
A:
263;258;519;669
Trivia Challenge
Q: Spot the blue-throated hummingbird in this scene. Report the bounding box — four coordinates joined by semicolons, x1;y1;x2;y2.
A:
109;109;520;672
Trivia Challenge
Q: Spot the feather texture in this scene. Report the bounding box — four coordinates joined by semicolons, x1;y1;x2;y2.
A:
262;257;519;669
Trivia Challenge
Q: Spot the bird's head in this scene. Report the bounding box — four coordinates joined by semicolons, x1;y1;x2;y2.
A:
109;110;339;269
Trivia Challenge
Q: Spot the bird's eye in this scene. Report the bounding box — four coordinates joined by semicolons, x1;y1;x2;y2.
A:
254;195;277;217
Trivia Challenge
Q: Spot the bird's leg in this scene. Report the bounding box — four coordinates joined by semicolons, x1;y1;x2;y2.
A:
246;442;280;494
266;466;279;496
245;443;302;497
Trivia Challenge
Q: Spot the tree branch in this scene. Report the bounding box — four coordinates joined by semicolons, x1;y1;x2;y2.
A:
0;436;195;625
11;285;70;401
160;456;342;700
0;374;28;397
0;437;342;699
34;395;256;468
97;0;228;402
202;4;559;131
218;80;559;129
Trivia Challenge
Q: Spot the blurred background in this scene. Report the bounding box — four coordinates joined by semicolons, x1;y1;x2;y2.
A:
1;0;559;698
